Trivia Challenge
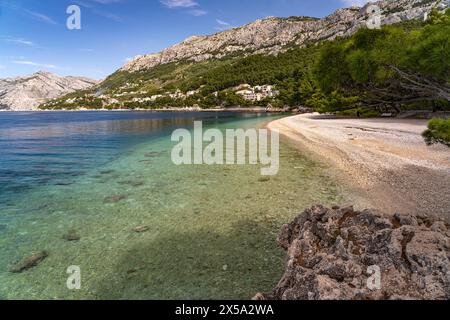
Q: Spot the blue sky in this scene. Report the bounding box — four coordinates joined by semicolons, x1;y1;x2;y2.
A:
0;0;369;79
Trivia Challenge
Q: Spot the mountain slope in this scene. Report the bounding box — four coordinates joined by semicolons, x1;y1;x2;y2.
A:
122;0;444;72
0;71;97;111
40;0;448;110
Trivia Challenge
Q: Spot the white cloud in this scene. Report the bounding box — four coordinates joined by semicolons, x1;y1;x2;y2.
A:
95;11;123;22
341;0;371;7
160;0;207;17
215;19;233;31
0;64;6;70
0;1;58;25
91;0;123;4
2;37;35;46
78;48;95;52
160;0;198;9
24;9;57;25
189;9;207;16
12;60;58;69
75;0;123;7
73;0;124;22
216;19;230;26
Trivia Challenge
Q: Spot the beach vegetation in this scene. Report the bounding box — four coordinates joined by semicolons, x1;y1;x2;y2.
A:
423;118;450;146
314;8;450;114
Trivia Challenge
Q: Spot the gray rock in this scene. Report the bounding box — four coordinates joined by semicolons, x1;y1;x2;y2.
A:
10;251;49;273
0;71;97;111
103;195;127;204
63;229;81;242
255;205;450;300
132;226;149;233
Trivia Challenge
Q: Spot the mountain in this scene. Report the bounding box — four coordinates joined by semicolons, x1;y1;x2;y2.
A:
122;0;444;72
0;71;97;111
40;0;448;111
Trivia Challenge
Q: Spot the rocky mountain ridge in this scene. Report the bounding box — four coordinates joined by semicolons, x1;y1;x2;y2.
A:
0;71;97;111
122;0;446;72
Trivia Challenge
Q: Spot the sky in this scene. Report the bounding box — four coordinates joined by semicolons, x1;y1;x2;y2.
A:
0;0;370;79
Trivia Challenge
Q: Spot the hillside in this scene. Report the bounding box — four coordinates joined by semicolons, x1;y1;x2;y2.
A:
40;0;448;111
0;71;97;111
121;0;441;72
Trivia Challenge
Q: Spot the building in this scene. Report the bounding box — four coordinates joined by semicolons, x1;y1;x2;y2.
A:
236;84;279;101
236;89;256;101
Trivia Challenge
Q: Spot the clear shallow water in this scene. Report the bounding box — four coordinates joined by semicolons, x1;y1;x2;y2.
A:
0;111;344;299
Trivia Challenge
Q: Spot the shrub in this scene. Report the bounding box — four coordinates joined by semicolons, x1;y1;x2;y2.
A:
423;118;450;147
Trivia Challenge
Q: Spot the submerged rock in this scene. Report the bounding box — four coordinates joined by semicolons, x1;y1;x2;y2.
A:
144;151;163;158
255;205;450;300
54;180;74;186
132;226;149;233
10;251;48;273
103;195;127;204
100;170;115;175
118;180;145;187
63;229;81;242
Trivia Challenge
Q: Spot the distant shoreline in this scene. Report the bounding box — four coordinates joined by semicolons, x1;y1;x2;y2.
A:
0;107;287;113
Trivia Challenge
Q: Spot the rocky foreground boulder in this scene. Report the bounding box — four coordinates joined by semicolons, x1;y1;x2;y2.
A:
255;205;450;300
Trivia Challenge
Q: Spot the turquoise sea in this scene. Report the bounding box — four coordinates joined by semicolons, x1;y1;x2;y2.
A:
0;111;343;299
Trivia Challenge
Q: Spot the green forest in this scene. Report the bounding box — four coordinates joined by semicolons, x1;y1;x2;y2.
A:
312;8;450;114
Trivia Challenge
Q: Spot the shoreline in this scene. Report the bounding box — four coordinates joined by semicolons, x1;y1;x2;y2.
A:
0;107;288;113
268;113;450;222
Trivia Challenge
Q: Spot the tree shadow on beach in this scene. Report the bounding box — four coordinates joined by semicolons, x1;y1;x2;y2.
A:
92;219;285;300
